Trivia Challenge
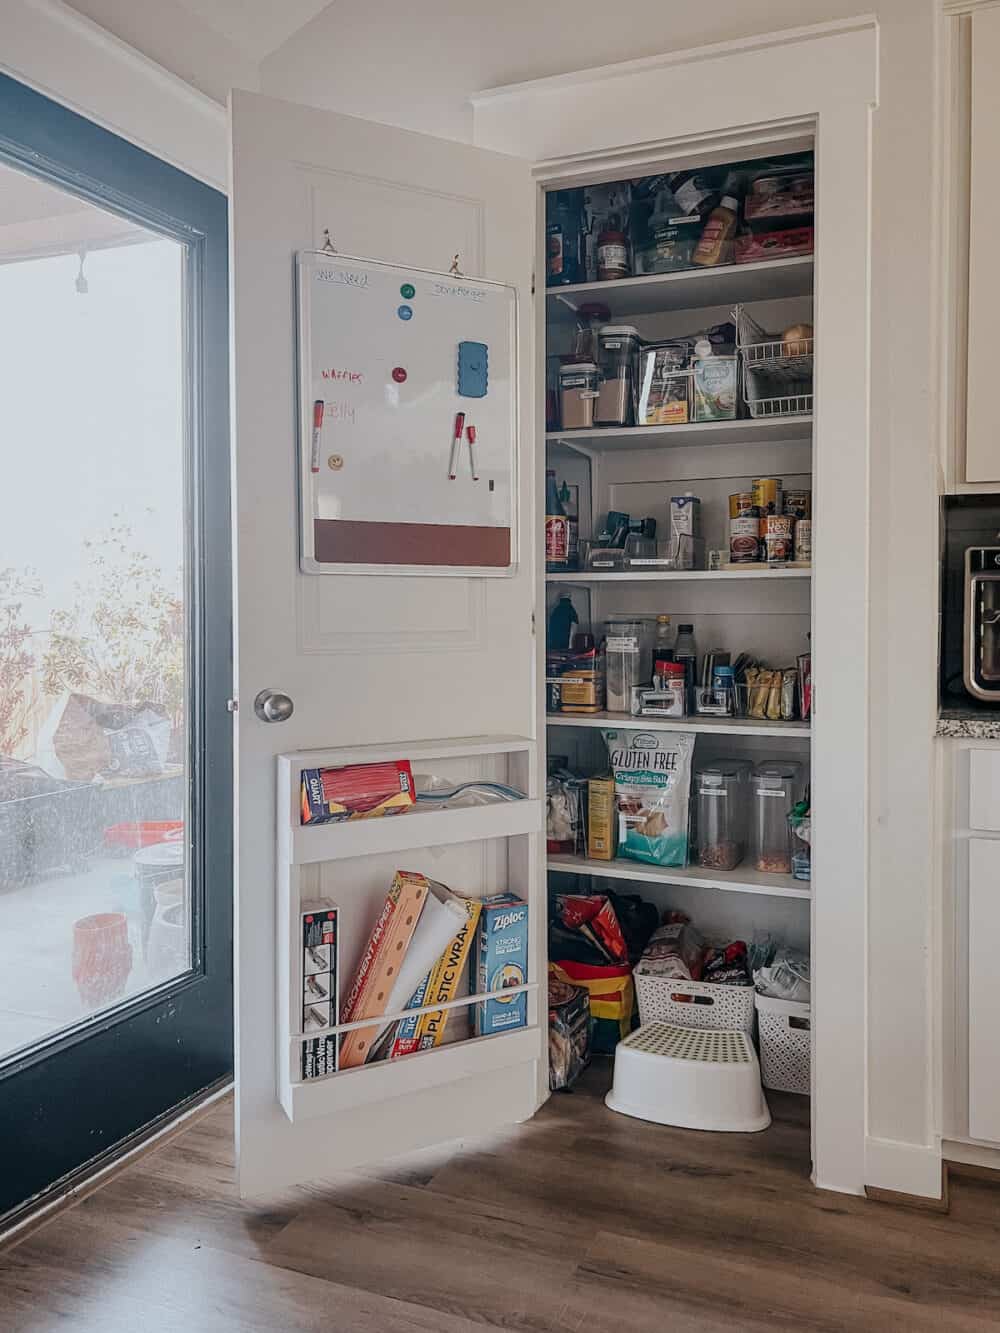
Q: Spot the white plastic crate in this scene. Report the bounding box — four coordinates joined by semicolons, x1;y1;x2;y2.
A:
634;971;756;1037
755;994;811;1094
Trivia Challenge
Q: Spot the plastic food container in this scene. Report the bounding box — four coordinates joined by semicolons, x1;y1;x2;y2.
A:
559;363;599;430
696;762;751;871
751;762;803;873
596;325;641;427
604;616;654;713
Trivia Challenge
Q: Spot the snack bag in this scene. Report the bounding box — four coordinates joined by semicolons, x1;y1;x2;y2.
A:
602;730;695;867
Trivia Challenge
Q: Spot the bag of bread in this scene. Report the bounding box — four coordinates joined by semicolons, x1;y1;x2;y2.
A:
602;729;695;867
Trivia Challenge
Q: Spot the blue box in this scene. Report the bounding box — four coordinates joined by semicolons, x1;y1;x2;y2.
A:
473;893;528;1037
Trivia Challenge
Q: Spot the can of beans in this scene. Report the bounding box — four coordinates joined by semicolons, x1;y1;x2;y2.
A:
729;491;755;519
730;516;761;564
794;518;812;563
752;477;783;516
765;514;794;566
783;488;812;520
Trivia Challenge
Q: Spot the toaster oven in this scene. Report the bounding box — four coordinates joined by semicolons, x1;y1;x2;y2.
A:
964;546;1000;702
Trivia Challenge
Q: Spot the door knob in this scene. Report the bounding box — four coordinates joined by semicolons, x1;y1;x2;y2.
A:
254;689;294;723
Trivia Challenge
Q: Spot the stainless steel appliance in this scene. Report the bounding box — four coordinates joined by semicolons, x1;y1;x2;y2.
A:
964;546;1000;702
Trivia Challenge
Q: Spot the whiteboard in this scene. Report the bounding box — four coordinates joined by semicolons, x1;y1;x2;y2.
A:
296;251;517;576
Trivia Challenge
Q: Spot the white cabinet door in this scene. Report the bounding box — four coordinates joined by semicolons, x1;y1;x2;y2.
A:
969;837;1000;1142
229;91;539;1195
966;5;1000;484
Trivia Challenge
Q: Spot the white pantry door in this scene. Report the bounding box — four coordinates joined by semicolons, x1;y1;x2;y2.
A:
229;90;538;1195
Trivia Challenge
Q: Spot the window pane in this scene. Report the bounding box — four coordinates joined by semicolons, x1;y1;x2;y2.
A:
0;162;190;1061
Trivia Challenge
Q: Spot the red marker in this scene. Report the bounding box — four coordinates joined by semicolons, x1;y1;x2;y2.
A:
310;400;324;473
448;411;466;480
466;424;479;480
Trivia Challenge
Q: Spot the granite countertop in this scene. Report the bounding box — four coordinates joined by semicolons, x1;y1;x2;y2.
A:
937;706;1000;740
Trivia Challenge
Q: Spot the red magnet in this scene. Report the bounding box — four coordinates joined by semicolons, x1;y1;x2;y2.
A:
391;366;407;383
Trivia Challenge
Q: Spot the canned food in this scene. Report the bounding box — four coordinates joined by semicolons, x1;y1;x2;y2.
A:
752;477;783;516
783;488;812;520
730;516;761;564
729;491;755;519
795;518;812;563
765;513;794;566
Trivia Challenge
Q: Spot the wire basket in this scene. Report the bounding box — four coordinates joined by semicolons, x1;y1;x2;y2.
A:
736;306;813;419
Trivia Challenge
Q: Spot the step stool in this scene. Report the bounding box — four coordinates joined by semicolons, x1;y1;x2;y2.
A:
605;1021;771;1132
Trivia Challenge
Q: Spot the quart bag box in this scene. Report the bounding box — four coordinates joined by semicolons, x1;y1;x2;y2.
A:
473;893;528;1037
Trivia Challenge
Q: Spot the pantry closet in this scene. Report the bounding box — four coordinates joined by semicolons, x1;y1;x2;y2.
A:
473;21;875;1194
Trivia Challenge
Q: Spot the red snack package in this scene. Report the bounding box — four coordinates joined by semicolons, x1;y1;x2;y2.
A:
300;759;415;824
555;895;629;965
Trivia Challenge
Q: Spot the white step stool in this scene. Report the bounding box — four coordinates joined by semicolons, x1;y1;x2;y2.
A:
605;1022;771;1132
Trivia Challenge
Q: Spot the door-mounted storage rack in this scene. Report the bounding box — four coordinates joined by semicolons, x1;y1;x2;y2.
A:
275;736;544;1122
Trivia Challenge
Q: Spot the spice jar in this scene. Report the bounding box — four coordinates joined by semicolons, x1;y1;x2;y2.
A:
595;325;641;427
696;762;751;871
597;218;630;281
559;363;599;431
751;761;803;874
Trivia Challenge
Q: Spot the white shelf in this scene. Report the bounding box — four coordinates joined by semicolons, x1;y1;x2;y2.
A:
546;711;810;738
291;798;543;865
547;416;812;453
545;256;813;320
547;854;810;900
546;568;811;584
282;1026;542;1122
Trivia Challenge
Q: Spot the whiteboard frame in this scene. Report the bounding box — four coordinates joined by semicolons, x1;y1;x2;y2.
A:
295;250;519;578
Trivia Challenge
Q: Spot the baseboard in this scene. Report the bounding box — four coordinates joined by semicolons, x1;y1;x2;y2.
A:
943;1137;1000;1174
864;1134;945;1202
0;1078;232;1251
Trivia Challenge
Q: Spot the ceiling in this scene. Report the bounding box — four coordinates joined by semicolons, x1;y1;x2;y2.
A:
174;0;334;60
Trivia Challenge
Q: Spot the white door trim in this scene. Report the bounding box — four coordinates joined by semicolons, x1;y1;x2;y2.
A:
474;19;882;1198
2;0;228;188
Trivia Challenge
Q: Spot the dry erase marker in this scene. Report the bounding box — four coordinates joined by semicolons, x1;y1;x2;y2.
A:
466;424;479;481
448;411;466;479
311;400;324;473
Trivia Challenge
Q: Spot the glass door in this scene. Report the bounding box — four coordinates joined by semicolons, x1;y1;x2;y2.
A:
0;73;231;1222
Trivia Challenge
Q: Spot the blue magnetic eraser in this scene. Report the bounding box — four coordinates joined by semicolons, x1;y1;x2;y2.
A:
458;341;488;398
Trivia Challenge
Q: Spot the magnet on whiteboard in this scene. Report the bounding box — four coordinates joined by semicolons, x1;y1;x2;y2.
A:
327;454;344;470
397;304;413;321
458;341;488;398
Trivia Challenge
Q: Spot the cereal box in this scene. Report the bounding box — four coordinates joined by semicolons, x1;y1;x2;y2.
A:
473;893;529;1037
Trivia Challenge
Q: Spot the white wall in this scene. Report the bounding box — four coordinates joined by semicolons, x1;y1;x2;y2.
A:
262;1;943;1182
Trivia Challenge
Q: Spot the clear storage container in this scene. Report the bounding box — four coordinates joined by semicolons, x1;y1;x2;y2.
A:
604;616;654;713
696;761;751;871
559;363;599;430
596;325;641;427
751;762;803;873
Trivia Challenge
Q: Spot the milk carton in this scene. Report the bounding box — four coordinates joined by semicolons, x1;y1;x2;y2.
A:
473;893;528;1037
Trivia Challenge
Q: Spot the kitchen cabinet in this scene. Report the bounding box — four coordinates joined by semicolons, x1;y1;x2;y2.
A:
969;836;1000;1143
964;5;1000;485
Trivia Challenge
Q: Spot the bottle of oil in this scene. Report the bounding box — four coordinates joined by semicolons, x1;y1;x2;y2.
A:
545;470;569;571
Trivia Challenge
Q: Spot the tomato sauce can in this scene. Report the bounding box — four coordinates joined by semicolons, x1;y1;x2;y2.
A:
752;477;783;516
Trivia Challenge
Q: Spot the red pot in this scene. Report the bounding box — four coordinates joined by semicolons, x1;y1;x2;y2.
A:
72;912;132;1008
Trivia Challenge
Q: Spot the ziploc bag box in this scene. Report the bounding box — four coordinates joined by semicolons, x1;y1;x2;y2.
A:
473;893;528;1037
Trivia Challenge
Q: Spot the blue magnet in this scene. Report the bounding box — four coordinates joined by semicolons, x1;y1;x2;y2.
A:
397;304;413;321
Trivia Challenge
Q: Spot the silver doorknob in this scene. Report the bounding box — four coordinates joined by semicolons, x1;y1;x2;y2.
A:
254;688;294;723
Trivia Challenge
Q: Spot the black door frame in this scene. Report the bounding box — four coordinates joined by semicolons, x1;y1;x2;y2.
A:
0;71;232;1221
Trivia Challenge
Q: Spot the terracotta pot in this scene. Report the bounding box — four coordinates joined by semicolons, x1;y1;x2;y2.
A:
72;912;132;1008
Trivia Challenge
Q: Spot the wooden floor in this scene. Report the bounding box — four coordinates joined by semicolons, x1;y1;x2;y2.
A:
2;1063;1000;1331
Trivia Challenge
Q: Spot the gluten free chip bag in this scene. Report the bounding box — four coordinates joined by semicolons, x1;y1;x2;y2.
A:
602;730;695;867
